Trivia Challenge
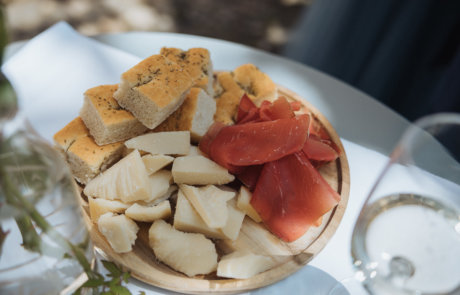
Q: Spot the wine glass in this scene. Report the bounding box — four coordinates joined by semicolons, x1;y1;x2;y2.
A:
348;113;460;294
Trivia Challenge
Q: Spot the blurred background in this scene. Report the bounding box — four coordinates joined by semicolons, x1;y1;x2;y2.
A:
2;0;460;121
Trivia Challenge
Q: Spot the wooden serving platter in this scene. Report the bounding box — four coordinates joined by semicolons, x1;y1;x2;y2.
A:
81;84;350;294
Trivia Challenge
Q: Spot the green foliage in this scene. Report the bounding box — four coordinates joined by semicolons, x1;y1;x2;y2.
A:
73;260;133;295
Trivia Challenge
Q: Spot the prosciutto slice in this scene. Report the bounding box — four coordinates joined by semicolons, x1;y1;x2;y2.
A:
250;152;340;242
302;136;339;162
207;115;310;172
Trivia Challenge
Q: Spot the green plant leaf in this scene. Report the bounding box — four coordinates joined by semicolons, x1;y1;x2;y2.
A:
122;271;130;283
82;278;105;288
109;285;131;295
102;260;123;277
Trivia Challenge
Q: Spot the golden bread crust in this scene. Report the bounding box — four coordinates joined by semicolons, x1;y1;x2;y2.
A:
54;117;124;184
160;47;213;94
84;84;136;125
213;64;277;125
114;54;193;129
53;117;90;151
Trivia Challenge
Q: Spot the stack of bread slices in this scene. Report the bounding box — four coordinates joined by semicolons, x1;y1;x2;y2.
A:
53;47;280;279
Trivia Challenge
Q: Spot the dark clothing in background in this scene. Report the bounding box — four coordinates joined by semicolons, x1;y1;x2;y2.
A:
283;0;460;121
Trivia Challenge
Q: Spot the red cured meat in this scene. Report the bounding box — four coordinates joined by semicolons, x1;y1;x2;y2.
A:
236;165;263;191
302;136;339;162
199;121;227;156
208;115;310;172
259;96;294;121
236;94;260;124
237;95;296;123
290;100;302;111
250;152;340;242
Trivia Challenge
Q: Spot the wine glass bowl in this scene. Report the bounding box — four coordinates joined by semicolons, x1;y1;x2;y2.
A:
351;113;460;295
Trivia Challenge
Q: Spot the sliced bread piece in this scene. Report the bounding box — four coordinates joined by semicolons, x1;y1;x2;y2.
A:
214;64;278;125
153;87;216;143
53;117;124;184
213;72;245;125
160;47;213;95
114;54;193;129
232;64;277;105
80;84;147;145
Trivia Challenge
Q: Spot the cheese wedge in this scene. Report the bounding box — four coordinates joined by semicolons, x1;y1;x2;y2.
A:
125;200;171;222
146;170;173;203
186;145;206;157
172;155;234;185
98;212;139;253
180;184;235;228
236;186;262;222
139;184;177;207
84;149;151;202
217;251;275;279
88;197;130;223
149;219;218;277
142;154;174;175
125;131;190;155
173;190;226;239
220;199;245;241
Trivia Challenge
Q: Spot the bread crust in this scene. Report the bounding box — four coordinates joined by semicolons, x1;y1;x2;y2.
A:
114;54;193;129
53;117;124;184
160;47;214;96
213;64;277;125
80;84;147;145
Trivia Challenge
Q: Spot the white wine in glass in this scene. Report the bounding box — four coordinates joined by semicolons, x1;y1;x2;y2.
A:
351;113;460;295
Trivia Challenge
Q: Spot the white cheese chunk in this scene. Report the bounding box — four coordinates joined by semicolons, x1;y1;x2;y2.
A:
220;199;245;241
139;184;177;206
172;155;234;185
84;149;151;203
125;131;190;155
180;184;235;228
125;200;171;222
146;170;173;203
217;251;275;279
149;219;218;277
173;190;226;239
236;186;262;222
88;197;130;223
186;145;206;156
142;154;174;175
97;212;139;253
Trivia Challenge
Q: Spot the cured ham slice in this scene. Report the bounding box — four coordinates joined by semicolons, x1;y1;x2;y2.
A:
250;152;340;242
259;96;294;121
302;136;339;162
198;121;226;156
236;94;260;124
208;115;310;172
236;165;263;191
237;96;296;123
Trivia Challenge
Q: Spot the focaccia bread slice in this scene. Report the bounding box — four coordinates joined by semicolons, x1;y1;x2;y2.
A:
160;47;213;96
153;87;216;143
214;64;277;125
80;84;147;145
53;117;124;184
114;54;193;129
